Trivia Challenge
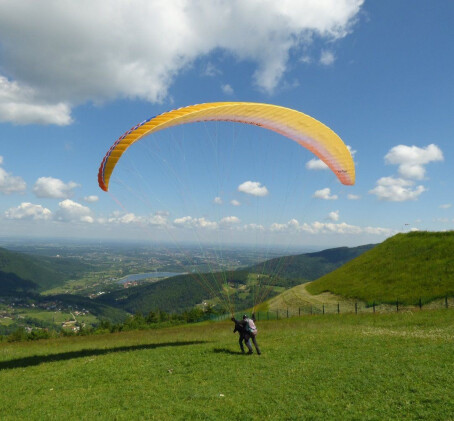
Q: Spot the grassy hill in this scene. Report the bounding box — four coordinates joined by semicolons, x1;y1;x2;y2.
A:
307;231;454;304
1;310;453;419
0;247;92;291
248;244;375;282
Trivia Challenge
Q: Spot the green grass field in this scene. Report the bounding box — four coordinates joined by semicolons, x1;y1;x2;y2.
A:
1;309;453;420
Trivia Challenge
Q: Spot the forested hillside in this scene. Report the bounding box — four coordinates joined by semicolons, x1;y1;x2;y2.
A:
0;247;92;291
96;271;250;313
248;244;375;281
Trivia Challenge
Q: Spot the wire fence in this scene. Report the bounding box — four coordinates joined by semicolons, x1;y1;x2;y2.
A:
213;295;454;321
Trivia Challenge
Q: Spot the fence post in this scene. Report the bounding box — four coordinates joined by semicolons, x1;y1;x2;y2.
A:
355;302;358;314
322;304;325;315
373;301;375;313
277;310;279;320
446;296;448;309
337;303;340;314
287;308;289;318
419;298;422;310
310;306;313;315
396;299;399;312
299;307;301;317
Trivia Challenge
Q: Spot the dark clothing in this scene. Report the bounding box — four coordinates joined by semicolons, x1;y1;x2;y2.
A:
233;320;252;353
232;316;261;355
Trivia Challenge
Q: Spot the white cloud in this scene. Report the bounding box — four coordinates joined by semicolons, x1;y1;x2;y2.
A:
54;199;93;223
107;212;144;224
221;84;234;95
306;145;356;171
347;193;360;200
0;1;364;124
238;181;269;197
83;195;99;203
220;216;240;226
0;157;26;194
173;216;218;229
270;218;393;236
5;202;52;220
243;223;265;231
33;177;79;198
369;177;426;202
306;158;329;170
385;144;443;180
148;213;169;226
0;76;72;125
103;210;166;227
313;187;338;200
230;199;240;206
213;196;223;205
320;50;335;65
440;204;452;209
203;62;222;77
328;210;339;221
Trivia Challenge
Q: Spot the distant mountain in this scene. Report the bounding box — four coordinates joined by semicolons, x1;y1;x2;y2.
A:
306;232;454;304
247;244;376;282
0;247;92;291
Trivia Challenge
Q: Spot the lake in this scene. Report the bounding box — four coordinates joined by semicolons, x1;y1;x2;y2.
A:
118;272;184;284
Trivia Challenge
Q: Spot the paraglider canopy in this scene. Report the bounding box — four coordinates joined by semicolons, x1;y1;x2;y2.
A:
98;102;355;192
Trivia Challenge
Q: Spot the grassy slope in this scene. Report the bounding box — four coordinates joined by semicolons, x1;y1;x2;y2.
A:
306;232;454;304
261;282;359;312
1;310;453;420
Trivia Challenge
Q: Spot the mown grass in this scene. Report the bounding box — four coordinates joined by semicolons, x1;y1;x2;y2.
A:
1;309;453;420
307;232;454;304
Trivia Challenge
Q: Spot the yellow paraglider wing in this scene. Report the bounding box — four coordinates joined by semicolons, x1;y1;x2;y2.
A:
98;102;355;191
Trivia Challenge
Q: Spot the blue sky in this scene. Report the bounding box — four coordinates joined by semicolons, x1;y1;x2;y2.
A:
0;0;453;249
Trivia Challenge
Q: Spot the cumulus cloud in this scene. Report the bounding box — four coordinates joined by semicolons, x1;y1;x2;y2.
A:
328;210;339;221
107;212;144;225
213;196;223;205
440;204;452;209
221;84;234;95
220;216;240;226
385;144;443;180
270;218;393;236
0;76;72;125
5;202;52;220
33;177;79;198
230;199;240;206
104;210;168;227
83;195;99;203
54;199;93;223
306;145;356;171
0;0;364;124
243;223;265;231
313;187;338;200
347;193;360;200
369;177;426;202
0;156;26;194
306;158;329;170
320;50;335;65
238;181;269;196
173;216;218;229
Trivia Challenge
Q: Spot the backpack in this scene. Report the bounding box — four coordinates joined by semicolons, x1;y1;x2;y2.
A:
245;318;257;335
